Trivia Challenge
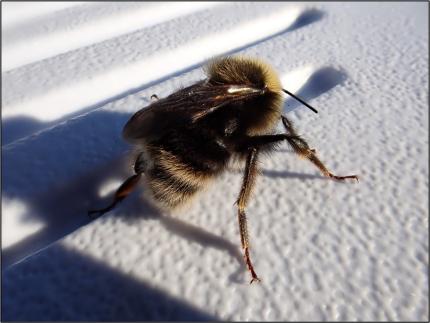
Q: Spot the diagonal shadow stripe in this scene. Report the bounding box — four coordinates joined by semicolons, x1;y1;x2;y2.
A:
2;244;218;321
285;8;325;31
3;8;325;146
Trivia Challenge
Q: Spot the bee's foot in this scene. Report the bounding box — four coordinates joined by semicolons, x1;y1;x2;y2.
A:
329;174;359;182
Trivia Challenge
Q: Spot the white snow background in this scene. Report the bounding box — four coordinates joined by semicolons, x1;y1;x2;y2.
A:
1;1;428;321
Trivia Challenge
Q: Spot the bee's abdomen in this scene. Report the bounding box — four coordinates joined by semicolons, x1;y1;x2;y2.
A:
149;153;227;209
147;163;200;209
144;130;230;209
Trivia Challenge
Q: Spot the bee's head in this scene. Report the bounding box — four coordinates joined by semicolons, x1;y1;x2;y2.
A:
205;56;284;135
205;56;282;94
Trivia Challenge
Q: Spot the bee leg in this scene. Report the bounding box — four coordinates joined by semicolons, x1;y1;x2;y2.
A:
88;152;146;218
236;147;261;284
281;116;359;182
88;173;142;218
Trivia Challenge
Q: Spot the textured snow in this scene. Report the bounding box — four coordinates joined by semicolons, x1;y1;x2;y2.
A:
2;2;428;321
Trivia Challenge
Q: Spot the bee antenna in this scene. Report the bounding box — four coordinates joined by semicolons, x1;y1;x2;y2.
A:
282;89;318;114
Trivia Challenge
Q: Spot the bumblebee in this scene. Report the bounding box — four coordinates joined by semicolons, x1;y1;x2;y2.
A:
89;56;358;283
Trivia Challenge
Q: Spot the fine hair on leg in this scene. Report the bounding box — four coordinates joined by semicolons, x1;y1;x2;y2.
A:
236;147;261;283
281;115;358;181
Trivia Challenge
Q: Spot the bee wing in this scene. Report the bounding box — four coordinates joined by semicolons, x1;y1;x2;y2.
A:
122;82;264;142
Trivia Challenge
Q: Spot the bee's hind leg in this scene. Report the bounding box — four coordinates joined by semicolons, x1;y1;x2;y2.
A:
88;174;142;218
236;148;261;284
88;153;146;218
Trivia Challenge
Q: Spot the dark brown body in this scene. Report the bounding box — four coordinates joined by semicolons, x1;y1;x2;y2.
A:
123;56;283;210
90;55;358;283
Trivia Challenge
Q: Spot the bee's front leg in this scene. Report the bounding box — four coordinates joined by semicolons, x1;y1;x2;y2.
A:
236;119;359;182
281;116;359;182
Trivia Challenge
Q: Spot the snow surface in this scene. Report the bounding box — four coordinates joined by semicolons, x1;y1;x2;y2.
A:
2;1;428;321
